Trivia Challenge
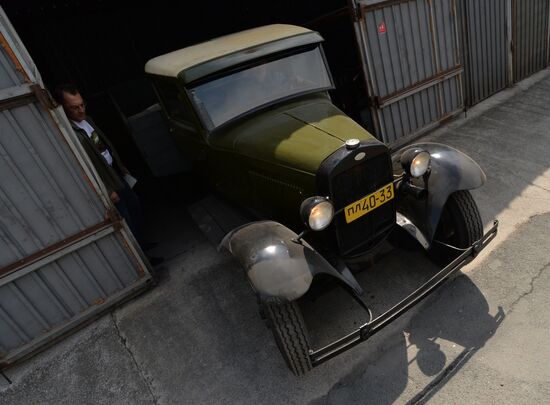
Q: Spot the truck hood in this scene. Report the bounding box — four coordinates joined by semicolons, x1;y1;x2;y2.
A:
211;98;377;174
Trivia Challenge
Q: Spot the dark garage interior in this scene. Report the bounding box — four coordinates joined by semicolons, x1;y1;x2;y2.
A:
1;0;369;260
2;0;367;184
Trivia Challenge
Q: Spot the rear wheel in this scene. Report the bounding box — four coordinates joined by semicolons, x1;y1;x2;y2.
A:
429;190;483;266
264;301;312;375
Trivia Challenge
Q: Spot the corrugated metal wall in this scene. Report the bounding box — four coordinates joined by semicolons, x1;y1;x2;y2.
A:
353;0;550;142
513;0;550;83
354;0;463;145
0;8;152;368
461;0;508;106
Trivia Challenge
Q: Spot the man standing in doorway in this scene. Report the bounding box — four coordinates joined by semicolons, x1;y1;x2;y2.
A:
54;84;162;266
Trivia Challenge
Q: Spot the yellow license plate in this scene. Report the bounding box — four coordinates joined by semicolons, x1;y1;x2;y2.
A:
344;183;394;224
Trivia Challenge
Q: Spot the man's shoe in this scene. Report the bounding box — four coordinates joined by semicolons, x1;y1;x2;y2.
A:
146;255;164;266
142;241;159;251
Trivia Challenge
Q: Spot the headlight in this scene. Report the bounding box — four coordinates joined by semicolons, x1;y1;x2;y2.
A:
300;196;334;231
401;148;431;178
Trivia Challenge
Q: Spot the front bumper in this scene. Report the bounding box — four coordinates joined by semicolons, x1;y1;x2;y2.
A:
309;219;499;366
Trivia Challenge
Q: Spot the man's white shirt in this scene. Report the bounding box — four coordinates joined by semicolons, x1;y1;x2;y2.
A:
73;119;114;166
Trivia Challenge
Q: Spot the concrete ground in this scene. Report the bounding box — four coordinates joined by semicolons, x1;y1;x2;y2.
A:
1;69;550;405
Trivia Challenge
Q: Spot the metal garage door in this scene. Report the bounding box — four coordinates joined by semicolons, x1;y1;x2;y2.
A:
0;8;152;369
460;0;509;106
512;0;550;83
351;0;464;146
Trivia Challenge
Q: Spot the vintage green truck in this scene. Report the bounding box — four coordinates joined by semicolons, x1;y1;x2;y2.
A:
145;24;498;375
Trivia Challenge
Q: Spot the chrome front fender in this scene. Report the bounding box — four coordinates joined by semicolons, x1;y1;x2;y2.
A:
220;221;363;303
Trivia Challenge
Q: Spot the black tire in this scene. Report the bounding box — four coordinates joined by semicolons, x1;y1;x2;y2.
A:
429;190;483;266
264;301;312;375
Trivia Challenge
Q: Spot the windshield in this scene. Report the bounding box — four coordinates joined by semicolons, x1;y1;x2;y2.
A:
189;47;332;129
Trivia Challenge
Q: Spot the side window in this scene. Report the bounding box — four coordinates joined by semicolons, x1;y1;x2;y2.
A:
154;79;195;125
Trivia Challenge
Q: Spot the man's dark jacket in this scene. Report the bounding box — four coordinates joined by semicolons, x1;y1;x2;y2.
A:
70;117;126;194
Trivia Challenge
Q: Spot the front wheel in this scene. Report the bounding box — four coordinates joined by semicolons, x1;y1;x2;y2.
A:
264;301;312;375
429;190;483;266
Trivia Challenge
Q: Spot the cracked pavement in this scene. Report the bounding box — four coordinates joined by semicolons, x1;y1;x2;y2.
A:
1;70;550;404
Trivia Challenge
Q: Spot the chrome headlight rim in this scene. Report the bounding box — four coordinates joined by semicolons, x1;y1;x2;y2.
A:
401;148;431;178
300;196;334;231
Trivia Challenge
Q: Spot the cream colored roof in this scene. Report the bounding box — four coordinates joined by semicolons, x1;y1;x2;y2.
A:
145;24;314;78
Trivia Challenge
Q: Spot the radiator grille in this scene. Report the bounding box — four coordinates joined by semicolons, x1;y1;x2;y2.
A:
330;152;395;255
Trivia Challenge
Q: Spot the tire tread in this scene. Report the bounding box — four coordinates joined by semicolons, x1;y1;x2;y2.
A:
266;301;312;375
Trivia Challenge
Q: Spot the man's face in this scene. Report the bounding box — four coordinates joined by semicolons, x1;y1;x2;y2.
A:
62;91;86;122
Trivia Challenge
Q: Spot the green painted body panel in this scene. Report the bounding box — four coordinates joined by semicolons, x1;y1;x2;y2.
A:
190;94;379;227
209;95;377;175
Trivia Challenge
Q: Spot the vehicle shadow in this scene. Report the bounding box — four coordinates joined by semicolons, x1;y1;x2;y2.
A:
304;248;505;404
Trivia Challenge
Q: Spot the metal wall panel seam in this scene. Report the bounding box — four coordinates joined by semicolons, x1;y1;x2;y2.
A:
105;233;142;283
0;220;26;260
534;0;540;73
494;0;500;91
534;0;540;71
530;0;536;73
427;0;444;119
379;7;398;137
1;112;65;239
0;44;23;87
488;0;495;97
360;9;381;96
530;0;537;75
489;0;496;96
516;0;521;81
480;0;488;99
36;267;79;317
17;104;87;230
389;6;407;139
512;0;517;82
89;243;125;290
72;252;108;299
405;1;420;83
395;4;410;86
0;230;21;263
43;108;105;220
523;0;529;79
537;0;543;69
396;5;416;134
497;0;504;89
541;1;547;66
51;262;89;308
547;0;550;64
351;2;384;138
8;283;51;330
35;108;103;224
463;0;473;104
358;6;386;138
377;8;394;95
507;0;513;84
0;304;30;341
473;0;481;103
493;0;500;93
29;272;72;319
33;271;73;318
0;183;43;253
521;0;531;80
0;225;115;286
